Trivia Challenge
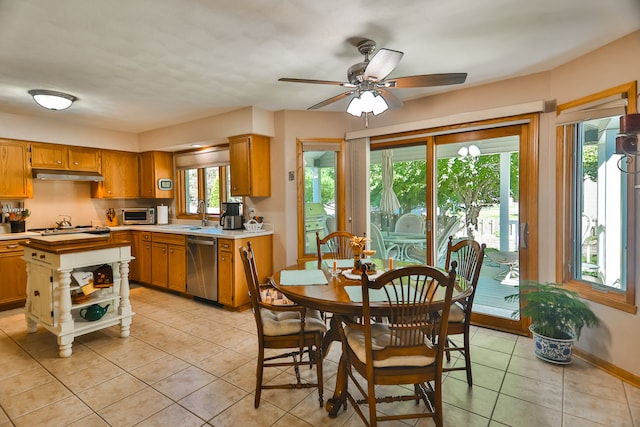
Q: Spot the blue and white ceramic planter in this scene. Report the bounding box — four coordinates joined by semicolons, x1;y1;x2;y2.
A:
529;325;576;364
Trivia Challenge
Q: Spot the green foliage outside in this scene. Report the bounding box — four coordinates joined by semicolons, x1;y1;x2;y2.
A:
369;161;427;214
436;153;519;238
304;166;336;204
582;144;598;183
206;168;220;208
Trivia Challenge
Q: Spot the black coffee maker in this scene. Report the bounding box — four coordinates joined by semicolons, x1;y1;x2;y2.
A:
220;202;243;229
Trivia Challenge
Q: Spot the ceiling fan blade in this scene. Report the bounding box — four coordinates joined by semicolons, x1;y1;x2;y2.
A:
363;48;403;82
384;73;467;88
308;91;355;110
278;77;353;87
378;88;403;109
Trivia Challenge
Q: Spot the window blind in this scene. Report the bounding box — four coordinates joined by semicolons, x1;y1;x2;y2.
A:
174;148;230;170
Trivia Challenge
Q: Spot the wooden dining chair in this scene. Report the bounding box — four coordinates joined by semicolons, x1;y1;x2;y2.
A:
341;263;458;427
316;230;355;268
441;235;486;386
239;242;327;408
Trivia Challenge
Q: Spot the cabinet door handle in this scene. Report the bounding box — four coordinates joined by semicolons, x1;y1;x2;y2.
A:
6;244;18;249
73;161;79;165
56;160;62;164
39;255;46;259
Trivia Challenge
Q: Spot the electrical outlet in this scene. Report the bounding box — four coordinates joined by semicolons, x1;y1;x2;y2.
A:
248;208;256;217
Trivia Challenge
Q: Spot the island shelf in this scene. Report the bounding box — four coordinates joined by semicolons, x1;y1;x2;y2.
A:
21;234;134;357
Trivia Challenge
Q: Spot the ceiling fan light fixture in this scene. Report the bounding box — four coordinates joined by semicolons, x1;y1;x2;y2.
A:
347;96;364;117
468;144;481;157
347;90;389;118
28;89;77;110
370;92;388;115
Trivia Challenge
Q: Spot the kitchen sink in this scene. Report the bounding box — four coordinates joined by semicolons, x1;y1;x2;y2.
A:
157;224;223;233
157;225;195;230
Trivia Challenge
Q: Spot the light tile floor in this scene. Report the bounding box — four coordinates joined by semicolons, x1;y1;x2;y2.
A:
0;286;638;427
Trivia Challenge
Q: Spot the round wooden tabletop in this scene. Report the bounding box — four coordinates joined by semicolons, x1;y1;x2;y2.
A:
270;261;471;316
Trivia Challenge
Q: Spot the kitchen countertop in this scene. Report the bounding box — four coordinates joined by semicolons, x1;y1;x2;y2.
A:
111;224;273;239
0;223;273;241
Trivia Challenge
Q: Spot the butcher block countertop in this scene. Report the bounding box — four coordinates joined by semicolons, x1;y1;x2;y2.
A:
20;233;131;254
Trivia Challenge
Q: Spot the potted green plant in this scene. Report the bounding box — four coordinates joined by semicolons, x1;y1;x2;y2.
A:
505;282;600;364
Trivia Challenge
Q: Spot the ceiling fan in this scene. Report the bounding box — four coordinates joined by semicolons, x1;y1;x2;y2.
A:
278;39;467;123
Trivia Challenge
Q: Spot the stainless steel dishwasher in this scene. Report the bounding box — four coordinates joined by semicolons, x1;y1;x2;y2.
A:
187;236;218;302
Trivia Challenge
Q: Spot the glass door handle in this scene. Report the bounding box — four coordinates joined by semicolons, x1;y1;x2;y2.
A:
520;222;528;249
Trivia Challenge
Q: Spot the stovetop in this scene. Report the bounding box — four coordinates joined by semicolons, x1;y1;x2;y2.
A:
29;225;111;236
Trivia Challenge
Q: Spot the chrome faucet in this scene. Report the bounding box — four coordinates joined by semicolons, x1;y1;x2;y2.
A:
197;199;208;226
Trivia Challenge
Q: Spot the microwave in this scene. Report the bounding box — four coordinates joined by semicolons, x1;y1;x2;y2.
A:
121;207;155;225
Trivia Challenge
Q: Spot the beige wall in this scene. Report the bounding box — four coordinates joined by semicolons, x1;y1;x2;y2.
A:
1;30;639;378
263;109;351;271
138;106;275;151
0;111;137;151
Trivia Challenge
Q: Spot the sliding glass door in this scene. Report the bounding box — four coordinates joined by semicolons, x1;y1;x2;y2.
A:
366;118;537;334
369;146;427;265
434;123;535;333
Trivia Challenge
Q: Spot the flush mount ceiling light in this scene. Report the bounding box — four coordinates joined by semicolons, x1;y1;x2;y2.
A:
28;89;77;110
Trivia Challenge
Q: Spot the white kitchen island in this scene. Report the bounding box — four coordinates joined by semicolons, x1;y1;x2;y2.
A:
21;233;134;357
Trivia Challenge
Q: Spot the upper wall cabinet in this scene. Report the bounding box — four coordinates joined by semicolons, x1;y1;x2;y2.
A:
229;134;271;197
140;151;174;198
91;150;140;198
0;139;32;199
31;143;100;172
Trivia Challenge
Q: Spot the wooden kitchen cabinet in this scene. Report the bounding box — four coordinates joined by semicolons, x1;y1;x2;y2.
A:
31;143;100;172
111;230;137;280
217;234;272;309
151;233;186;292
91;150;140;198
229;134;271;197
217;242;234;306
136;232;152;284
0;139;32;199
68;147;100;171
140;151;174;198
0;238;28;310
30;143;65;169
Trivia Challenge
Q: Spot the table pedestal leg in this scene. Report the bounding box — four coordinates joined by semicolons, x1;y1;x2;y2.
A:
321;314;342;356
325;316;349;417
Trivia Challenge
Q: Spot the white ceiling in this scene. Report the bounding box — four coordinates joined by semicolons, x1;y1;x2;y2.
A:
1;0;639;134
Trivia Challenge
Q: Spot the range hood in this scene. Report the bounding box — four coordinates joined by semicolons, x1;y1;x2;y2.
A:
32;169;104;182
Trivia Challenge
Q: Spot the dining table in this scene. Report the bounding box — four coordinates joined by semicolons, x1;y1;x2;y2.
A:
269;259;472;418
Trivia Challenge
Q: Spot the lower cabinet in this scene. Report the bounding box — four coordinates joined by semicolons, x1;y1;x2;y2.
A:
111;230;135;278
137;232;152;284
0;239;27;310
151;233;186;292
110;229;272;309
217;235;272;309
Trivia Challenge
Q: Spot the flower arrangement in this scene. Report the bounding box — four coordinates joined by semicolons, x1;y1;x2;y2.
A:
350;235;370;272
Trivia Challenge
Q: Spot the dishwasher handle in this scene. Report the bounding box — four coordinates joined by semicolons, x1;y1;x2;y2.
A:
187;237;217;246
